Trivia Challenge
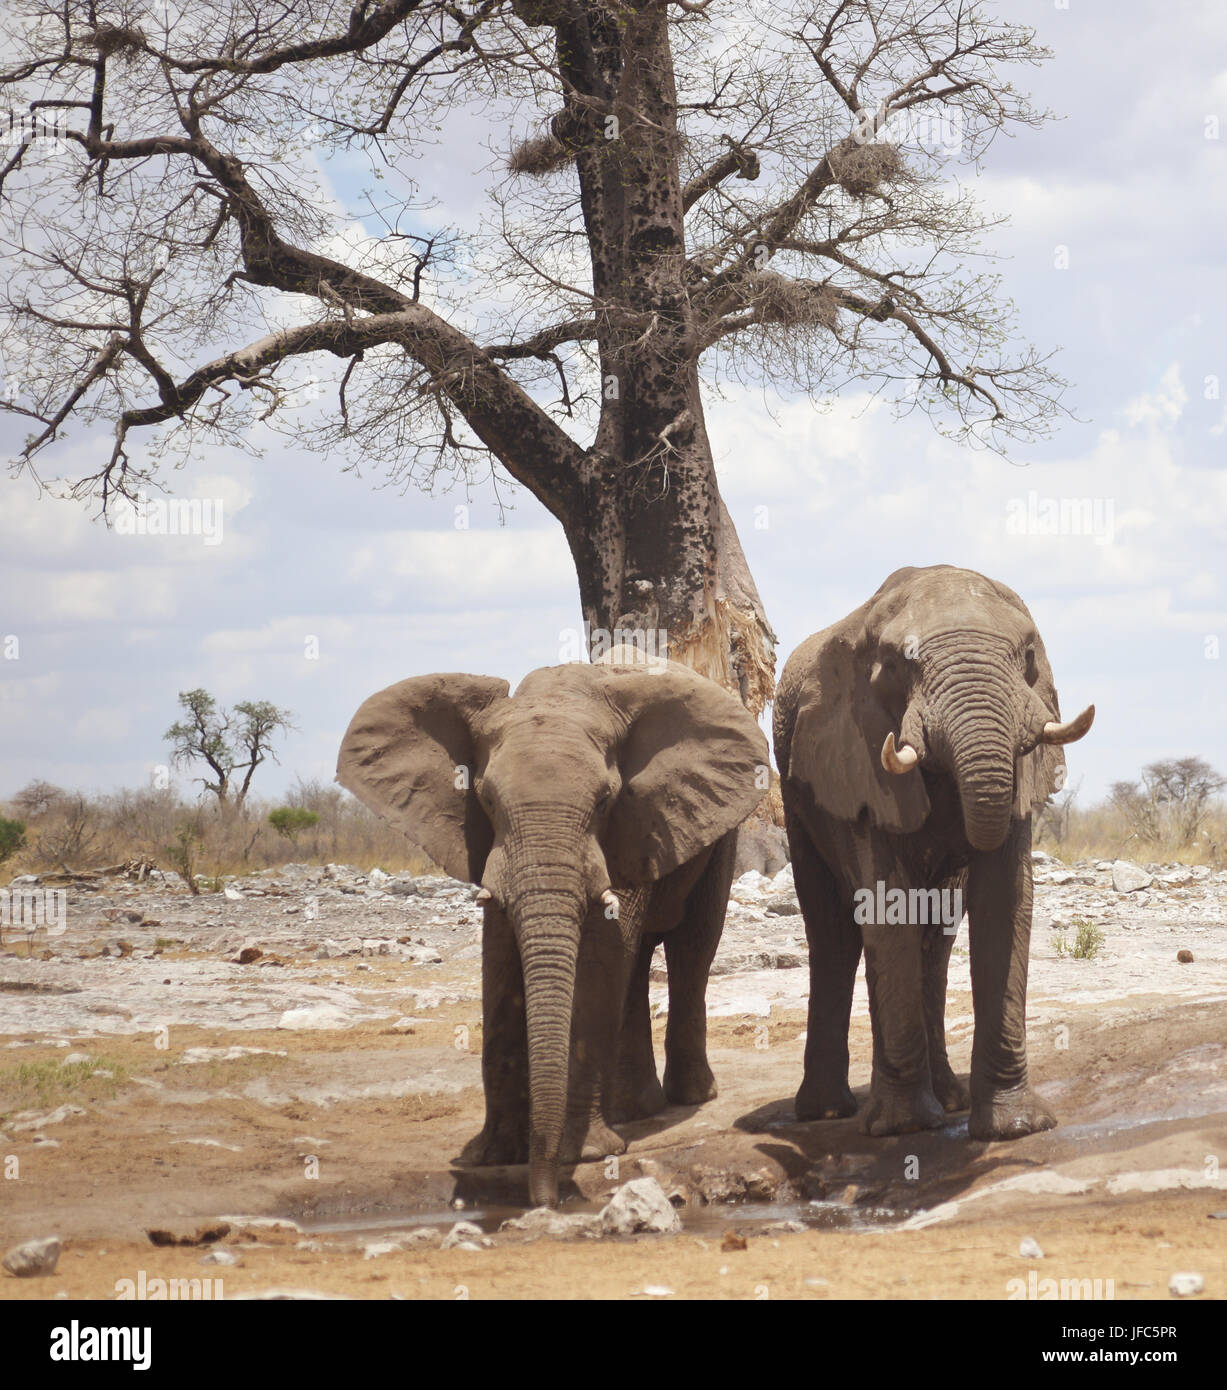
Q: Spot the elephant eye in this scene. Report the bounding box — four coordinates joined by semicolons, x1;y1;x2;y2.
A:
596;786;615;812
1024;646;1039;685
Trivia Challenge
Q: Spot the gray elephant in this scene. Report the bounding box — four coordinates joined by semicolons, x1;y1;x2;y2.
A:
338;656;767;1206
773;566;1093;1141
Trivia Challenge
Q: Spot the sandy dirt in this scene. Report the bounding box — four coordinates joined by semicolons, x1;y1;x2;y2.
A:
1;857;1225;1300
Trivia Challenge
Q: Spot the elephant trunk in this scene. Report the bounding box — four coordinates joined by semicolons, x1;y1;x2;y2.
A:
505;817;589;1209
925;648;1020;853
516;904;581;1208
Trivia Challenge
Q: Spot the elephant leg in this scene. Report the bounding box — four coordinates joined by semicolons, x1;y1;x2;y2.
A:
789;817;860;1121
458;905;530;1166
860;912;945;1137
610;932;666;1122
559;902;636;1164
966;817;1056;1139
923;917;970;1113
661;832;736;1106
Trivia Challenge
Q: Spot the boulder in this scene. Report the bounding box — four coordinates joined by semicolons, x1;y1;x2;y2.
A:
600;1178;682;1236
499;1208;603;1240
734;821;789;878
1112;861;1154;894
2;1236;61;1277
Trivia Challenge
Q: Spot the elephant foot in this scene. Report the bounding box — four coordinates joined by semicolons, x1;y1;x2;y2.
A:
969;1086;1056;1141
931;1065;971;1114
457;1116;527;1167
663;1057;717;1107
860;1082;945;1137
610;1070;666;1124
794;1076;857;1122
560;1115;627;1165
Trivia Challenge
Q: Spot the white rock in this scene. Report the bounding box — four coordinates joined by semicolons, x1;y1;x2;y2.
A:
441;1221;488;1249
1018;1236;1044;1259
11;1105;85;1132
61;1053;92;1067
200;1248;240;1266
770;863;795;892
368;868;390;886
1168;1271;1204;1297
276;1004;353;1031
731;870;771;902
2;1236;62;1277
178;1046;287;1064
600;1178;682;1236
706;994;772;1019
499;1208;603;1240
223;885;243;900
399;1228;443;1248
1112;860;1155;894
363;1241;401;1260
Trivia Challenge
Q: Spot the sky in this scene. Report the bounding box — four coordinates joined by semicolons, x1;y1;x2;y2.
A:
2;0;1225;808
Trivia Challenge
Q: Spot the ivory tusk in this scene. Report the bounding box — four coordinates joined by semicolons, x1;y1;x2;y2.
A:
1040;704;1095;746
881;731;919;774
601;889;620;914
475;887;493;905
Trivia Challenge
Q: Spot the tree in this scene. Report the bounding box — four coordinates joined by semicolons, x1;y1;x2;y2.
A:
1110;757;1226;850
0;1;1064;709
268;806;321;846
165;689;295;809
11;780;67;819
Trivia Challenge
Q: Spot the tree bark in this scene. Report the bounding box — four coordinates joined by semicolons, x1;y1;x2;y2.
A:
544;3;776;710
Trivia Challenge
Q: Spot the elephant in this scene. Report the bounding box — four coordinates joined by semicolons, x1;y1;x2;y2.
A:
337;653;768;1206
773;565;1094;1142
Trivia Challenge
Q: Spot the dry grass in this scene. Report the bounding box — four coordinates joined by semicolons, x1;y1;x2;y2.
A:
1;778;438;882
1036;803;1227;866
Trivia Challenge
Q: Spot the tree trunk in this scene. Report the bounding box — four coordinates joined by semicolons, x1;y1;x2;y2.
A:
544;4;776;711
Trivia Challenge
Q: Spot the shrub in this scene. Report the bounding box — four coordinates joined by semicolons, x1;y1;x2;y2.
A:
268;807;321;841
0;816;26;864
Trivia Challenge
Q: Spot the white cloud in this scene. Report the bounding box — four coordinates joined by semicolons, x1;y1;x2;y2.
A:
1123;363;1188;429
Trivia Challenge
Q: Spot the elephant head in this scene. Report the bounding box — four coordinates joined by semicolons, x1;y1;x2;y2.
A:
789;566;1093;852
337;660;767;1206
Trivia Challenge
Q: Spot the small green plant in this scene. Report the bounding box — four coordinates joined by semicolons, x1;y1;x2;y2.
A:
1056;918;1103;960
0;816;26;864
1070;917;1104;959
268;806;320;844
165;822;205;895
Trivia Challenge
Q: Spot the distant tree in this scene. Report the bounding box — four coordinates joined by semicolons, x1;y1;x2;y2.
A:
0;816;26;863
165;689;295;810
1035;777;1079;848
11;780;67;818
268;806;321;846
1110;757;1226;849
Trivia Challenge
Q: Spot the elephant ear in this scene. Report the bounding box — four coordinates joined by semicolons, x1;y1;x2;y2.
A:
1015;636;1066;817
787;630;930;834
595;663;769;885
336;673;509;883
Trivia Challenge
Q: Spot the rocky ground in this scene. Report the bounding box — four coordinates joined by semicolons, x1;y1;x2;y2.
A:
1;852;1224;1300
